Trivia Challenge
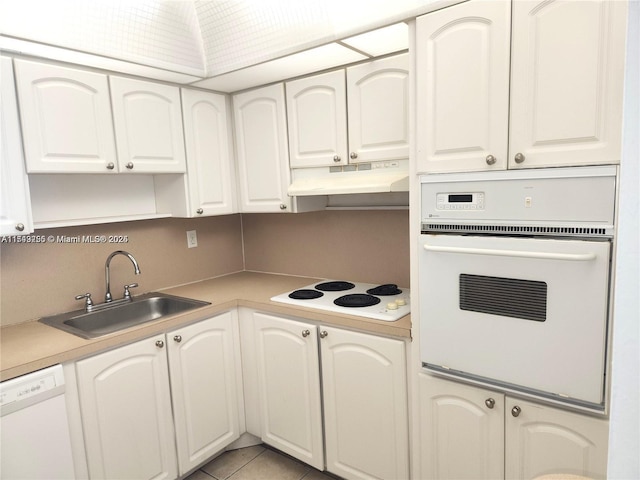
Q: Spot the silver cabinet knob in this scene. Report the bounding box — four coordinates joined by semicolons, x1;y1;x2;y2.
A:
126;162;134;169
155;340;165;348
173;335;182;343
279;204;287;210
333;155;341;163
511;406;521;417
485;398;495;409
485;155;496;165
15;223;25;232
196;208;203;215
514;153;525;164
319;330;328;338
302;329;311;338
106;162;115;170
349;152;358;160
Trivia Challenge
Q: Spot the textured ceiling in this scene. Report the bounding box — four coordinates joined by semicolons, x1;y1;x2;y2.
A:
0;0;447;78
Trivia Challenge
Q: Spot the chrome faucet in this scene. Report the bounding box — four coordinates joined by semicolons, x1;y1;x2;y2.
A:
105;250;141;302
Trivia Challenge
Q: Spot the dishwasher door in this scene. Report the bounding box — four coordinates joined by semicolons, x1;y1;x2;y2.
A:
0;365;76;479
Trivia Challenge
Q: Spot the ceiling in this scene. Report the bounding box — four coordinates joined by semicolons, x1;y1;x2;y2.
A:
0;0;459;92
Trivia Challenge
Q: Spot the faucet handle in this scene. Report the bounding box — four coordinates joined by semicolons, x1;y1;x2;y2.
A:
75;293;94;311
123;283;139;300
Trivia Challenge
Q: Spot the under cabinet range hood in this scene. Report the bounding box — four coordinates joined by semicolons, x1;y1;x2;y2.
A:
287;160;410;197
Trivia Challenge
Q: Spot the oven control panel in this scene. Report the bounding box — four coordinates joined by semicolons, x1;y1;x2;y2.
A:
436;192;485;210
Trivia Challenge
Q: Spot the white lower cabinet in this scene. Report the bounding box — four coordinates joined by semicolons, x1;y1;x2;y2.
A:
419;374;609;480
253;312;324;469
320;325;409;480
75;311;241;480
246;310;409;480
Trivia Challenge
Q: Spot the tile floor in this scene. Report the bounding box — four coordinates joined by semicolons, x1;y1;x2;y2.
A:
185;445;337;480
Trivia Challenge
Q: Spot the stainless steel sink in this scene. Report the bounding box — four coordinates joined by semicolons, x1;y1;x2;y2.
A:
39;292;211;339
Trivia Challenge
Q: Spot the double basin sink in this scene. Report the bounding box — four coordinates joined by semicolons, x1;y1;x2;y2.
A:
40;292;211;339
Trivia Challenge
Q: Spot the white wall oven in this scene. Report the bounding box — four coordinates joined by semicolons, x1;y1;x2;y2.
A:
419;166;617;411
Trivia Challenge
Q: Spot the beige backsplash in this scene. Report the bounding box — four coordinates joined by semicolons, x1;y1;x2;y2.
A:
242;210;410;287
0;215;244;327
0;210;409;327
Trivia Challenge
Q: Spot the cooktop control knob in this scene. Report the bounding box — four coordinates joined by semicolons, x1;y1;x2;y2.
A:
387;302;398;310
396;298;407;306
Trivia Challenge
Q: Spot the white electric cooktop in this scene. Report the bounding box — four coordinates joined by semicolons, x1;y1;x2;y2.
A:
271;280;410;322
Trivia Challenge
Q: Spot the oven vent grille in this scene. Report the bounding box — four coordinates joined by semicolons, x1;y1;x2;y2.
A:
460;274;547;322
422;223;609;237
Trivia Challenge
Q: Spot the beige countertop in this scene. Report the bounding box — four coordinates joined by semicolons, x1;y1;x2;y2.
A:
0;271;411;381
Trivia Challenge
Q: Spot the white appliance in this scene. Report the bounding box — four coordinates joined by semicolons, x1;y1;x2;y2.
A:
271;280;410;321
0;365;76;479
419;166;616;410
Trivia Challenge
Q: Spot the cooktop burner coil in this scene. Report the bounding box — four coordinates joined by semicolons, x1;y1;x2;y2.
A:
315;281;355;292
334;294;381;308
288;289;324;300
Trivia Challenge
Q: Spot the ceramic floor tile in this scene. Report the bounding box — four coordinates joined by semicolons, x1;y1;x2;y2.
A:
228;448;311;480
201;445;266;480
184;470;215;480
301;468;336;480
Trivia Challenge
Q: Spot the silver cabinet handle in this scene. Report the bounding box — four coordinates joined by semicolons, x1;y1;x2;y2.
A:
511;406;521;417
319;330;328;338
333;155;341;163
106;162;115;170
485;398;495;409
155;340;165;348
126;162;134;170
173;335;182;343
279;204;287;210
302;329;310;338
15;223;25;232
349;152;358;160
514;153;525;164
485;155;496;165
196;208;204;215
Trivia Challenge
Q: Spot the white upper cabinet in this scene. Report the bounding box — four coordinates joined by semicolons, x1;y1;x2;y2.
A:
233;84;292;212
286;70;348;168
416;1;511;173
14;59;118;173
508;0;627;169
179;89;235;216
110;76;186;173
1;57;33;235
346;54;410;163
416;0;627;173
286;54;409;169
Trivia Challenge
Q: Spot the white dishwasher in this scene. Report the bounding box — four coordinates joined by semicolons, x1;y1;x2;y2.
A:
0;364;76;479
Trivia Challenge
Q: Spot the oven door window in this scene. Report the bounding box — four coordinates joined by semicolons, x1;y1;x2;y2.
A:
459;274;547;322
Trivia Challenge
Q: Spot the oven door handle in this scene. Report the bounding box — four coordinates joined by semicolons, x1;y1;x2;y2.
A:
423;244;597;261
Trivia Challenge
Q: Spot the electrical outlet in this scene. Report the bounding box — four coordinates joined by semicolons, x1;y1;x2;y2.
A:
186;230;198;248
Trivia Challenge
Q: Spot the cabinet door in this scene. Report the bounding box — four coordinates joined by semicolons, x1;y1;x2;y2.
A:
76;336;177;480
167;312;241;476
110;76;186;173
320;326;409;480
253;312;323;470
505;397;609;480
14;59;117;173
0;57;33;235
233;84;292;212
508;0;627;169
418;374;504;480
286;70;348;168
181;89;235;216
415;1;511;173
347;54;410;163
